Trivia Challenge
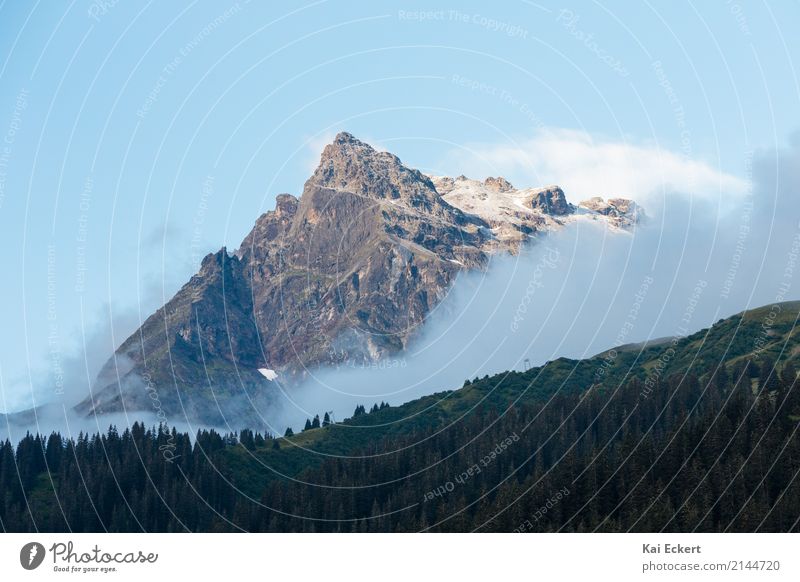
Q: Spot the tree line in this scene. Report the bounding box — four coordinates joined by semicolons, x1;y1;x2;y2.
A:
1;357;798;532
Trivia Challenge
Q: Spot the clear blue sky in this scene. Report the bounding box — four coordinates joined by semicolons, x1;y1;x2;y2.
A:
1;1;799;411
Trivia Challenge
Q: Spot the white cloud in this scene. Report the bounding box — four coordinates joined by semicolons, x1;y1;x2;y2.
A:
440;128;748;205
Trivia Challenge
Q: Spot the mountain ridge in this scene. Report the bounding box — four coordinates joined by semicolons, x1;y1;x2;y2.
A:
75;132;643;424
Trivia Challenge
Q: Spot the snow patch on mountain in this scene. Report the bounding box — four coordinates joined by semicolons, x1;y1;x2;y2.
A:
430;175;641;253
258;368;278;381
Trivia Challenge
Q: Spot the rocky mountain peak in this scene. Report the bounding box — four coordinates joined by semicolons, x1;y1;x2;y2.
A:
527;185;572;215
321;131;394;164
80;132;644;425
198;247;231;274
332;130;358;144
308;132;444;213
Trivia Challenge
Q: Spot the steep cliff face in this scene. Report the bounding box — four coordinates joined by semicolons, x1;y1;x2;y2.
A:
234;132;489;374
77;132;642;423
77;247;267;424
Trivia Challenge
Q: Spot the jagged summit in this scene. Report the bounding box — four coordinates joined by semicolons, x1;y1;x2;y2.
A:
431;173;641;250
78;133;643;424
577;196;644;227
333;130;358;143
484;176;514;192
528;186;572;215
308;131;456;221
312;132;406;192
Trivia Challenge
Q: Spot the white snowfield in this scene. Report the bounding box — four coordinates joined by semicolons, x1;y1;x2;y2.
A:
258;368;279;381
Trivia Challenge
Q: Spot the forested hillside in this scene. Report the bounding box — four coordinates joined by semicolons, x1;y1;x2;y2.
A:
2;302;799;532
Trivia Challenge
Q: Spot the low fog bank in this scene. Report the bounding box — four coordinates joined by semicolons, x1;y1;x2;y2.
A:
0;403;213;444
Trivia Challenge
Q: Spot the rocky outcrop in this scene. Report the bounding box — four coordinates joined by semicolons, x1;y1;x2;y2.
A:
483;176;514;193
76;247;268;424
528;186;572;215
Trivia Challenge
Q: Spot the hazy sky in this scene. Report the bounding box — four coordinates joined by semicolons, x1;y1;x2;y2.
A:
1;1;799;413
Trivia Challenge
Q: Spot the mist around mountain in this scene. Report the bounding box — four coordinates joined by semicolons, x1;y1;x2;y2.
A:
60;132;640;428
